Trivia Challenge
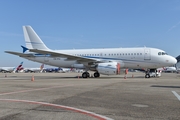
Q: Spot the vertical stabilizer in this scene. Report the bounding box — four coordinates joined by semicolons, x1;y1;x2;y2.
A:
15;62;24;72
40;64;44;72
23;26;49;50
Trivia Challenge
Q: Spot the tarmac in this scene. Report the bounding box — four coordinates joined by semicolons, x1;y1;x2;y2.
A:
0;72;179;120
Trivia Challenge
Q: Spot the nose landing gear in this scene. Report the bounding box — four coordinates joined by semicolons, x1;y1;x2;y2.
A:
145;69;158;78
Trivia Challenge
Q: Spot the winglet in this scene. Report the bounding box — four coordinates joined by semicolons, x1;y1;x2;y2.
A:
21;45;29;53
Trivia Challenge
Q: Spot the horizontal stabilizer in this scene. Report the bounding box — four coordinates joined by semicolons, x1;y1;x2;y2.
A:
5;51;34;57
21;45;29;53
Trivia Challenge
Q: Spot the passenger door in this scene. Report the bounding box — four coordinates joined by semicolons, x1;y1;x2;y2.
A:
144;49;151;60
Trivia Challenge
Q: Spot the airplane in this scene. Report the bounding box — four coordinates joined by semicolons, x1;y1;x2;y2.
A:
73;68;84;73
43;67;71;73
23;64;45;73
60;68;71;73
44;67;61;73
0;62;23;73
5;26;177;78
157;67;177;73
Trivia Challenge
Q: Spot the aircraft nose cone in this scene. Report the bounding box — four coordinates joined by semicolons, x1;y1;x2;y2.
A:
172;57;177;64
170;57;177;65
165;56;177;66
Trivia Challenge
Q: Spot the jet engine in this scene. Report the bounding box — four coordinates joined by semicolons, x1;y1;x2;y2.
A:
96;62;124;75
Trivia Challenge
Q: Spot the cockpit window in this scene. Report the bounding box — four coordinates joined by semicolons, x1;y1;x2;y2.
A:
162;52;168;55
158;52;162;55
158;52;168;55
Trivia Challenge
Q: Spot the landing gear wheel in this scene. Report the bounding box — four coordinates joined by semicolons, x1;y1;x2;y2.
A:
145;74;150;78
87;72;90;78
94;72;100;78
82;72;90;78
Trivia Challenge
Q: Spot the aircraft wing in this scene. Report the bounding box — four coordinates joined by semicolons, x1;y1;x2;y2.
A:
29;49;98;62
5;51;34;57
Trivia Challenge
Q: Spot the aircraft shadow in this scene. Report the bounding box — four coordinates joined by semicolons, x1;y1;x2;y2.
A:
151;85;180;88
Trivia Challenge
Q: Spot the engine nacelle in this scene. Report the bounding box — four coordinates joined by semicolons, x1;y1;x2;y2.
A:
96;62;124;75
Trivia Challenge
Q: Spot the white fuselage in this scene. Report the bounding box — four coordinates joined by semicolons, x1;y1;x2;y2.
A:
0;67;15;73
24;47;176;70
23;68;42;72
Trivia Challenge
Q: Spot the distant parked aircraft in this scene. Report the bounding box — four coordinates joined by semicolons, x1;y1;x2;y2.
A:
0;62;23;73
157;67;177;73
44;67;70;73
23;64;44;73
44;67;61;73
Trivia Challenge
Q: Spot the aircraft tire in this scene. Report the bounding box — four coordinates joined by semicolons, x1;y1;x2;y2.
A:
94;72;100;78
82;72;89;78
145;74;150;78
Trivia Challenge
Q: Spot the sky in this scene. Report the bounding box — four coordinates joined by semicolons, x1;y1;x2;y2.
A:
0;0;180;67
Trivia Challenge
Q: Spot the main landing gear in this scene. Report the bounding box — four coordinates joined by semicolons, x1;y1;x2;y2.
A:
82;72;90;78
82;71;100;78
94;72;100;78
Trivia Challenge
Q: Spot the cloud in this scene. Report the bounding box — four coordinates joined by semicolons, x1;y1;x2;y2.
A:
168;21;180;32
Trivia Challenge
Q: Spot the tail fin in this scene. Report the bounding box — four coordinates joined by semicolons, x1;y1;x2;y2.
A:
40;64;44;72
15;62;24;72
23;26;49;50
